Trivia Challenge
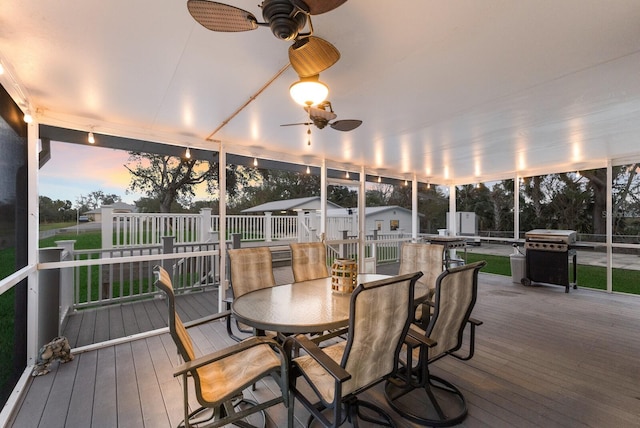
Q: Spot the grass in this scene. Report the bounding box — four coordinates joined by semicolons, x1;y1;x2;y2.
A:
466;253;640;295
39;222;76;231
39;231;102;249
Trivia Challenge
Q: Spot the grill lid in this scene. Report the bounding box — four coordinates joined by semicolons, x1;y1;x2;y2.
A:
525;229;576;244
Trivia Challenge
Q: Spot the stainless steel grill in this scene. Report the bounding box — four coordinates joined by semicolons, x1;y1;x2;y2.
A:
523;229;577;293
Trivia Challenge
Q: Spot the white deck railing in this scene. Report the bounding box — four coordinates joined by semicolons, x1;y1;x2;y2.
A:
102;208;300;248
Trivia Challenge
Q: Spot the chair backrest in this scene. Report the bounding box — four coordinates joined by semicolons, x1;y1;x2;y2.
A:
154;265;196;363
228;247;276;298
426;261;486;361
290;242;329;282
399;242;444;299
340;271;422;396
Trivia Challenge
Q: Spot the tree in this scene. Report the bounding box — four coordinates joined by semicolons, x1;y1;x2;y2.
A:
230;170;320;213
418;184;448;234
77;190;121;211
39;196;75;223
328;185;358;208
125;152;256;213
387;184;412;209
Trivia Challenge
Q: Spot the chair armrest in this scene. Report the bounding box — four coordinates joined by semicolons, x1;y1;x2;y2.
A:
407;327;437;348
183;310;232;329
173;335;281;377
468;317;483;326
289;335;351;383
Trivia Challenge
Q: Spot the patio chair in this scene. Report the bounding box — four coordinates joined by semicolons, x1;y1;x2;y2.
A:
154;265;291;428
290;242;329;283
384;261;486;427
284;271;423;428
399;242;445;325
226;247;276;340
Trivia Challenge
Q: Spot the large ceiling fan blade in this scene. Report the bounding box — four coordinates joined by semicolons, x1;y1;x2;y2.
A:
281;122;312;127
331;120;362;132
187;0;258;32
300;0;348;15
289;36;340;77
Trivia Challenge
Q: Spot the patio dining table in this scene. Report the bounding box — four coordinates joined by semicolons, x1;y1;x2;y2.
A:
231;274;389;334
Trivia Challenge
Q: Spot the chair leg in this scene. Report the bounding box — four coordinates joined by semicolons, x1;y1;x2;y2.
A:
179;394;268;428
384;374;467;427
349;398;396;428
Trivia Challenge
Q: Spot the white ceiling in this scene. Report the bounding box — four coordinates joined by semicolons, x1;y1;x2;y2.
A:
1;0;640;184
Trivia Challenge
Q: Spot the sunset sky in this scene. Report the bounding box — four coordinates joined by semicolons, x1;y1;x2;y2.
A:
38;141;210;206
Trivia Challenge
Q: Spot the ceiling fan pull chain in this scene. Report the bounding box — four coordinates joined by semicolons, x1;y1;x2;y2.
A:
307;107;312;145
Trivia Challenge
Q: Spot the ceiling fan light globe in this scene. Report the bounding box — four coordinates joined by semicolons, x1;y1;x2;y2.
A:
289;78;328;106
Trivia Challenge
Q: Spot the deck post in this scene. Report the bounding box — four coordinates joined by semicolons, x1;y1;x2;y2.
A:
101;206;113;249
162;236;175;271
265;211;272;242
199;208;212;242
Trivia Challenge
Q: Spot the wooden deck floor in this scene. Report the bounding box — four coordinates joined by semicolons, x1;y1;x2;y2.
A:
10;269;640;427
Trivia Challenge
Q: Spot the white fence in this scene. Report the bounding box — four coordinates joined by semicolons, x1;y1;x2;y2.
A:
102;207;300;248
101;207;367;248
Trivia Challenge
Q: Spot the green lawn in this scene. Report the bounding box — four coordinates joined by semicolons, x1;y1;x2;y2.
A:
466;253;640;294
39;222;76;231
39;231;102;249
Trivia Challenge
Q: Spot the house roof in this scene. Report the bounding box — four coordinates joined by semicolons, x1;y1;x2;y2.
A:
327;206;424;217
242;197;342;213
84;202;137;214
1;1;640;184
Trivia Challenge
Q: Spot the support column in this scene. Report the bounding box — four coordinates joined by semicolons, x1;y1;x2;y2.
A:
27;119;39;363
448;184;457;236
358;166;367;270
320;159;327;239
218;144;227;312
412;174;418;241
514;174;520;241
606;160;613;293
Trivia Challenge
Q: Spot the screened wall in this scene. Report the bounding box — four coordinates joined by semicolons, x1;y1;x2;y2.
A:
0;84;28;407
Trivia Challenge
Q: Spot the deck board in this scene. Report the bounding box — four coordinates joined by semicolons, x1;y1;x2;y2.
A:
12;271;640;428
92;347;117;428
65;351;97;427
114;343;144;427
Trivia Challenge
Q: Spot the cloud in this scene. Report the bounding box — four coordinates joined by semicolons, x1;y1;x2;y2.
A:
38;141;213;204
39;141;142;203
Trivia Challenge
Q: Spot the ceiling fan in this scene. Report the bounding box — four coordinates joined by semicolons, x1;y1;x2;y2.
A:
281;100;363;132
187;0;347;77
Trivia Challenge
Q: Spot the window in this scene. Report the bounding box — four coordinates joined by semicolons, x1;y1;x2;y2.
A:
390;219;399;231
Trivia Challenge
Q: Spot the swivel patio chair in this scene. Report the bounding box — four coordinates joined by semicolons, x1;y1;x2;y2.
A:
226;247;276;340
154;265;291;428
398;242;445;326
284;271;423;428
290;242;329;283
384;261;486;427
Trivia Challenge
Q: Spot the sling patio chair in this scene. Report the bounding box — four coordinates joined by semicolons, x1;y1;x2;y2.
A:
290;241;329;283
384;261;486;427
398;242;445;327
226;247;276;340
154;265;292;428
284;271;423;427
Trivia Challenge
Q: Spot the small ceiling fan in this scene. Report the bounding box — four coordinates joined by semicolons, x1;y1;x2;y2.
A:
281;101;362;131
187;0;347;77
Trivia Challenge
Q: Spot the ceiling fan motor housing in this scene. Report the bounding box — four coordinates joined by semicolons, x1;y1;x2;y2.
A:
262;0;307;41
